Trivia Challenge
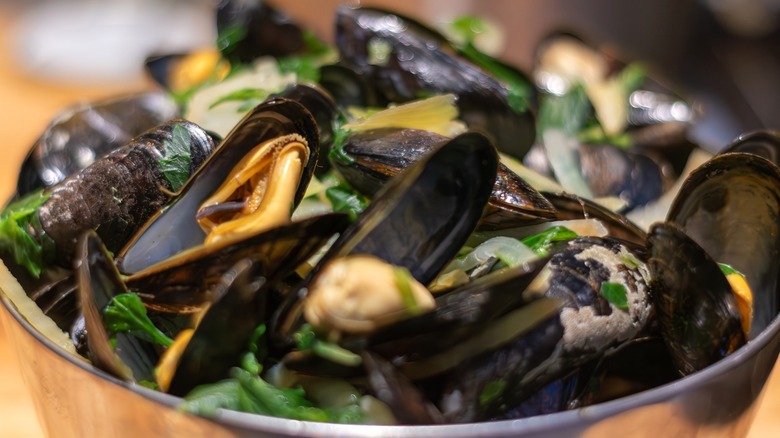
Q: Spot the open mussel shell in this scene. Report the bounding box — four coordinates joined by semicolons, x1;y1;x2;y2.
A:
117;98;319;274
666;152;780;334
17;91;179;195
322;131;498;283
647;222;746;376
41;118;216;266
273;84;341;175
125;213;350;313
164;214;352;395
75;230;157;382
274;131;498;340
335;6;536;159
335;128;556;230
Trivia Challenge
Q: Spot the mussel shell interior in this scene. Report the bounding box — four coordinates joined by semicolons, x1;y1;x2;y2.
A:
667;152;780;335
117;99;319;274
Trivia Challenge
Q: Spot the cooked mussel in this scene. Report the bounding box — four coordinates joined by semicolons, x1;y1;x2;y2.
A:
647;222;745;376
335;6;536;159
332;128;556;229
117;98;320;274
274;131;499;342
0;119;215;279
666;152;780;335
17;91;180;195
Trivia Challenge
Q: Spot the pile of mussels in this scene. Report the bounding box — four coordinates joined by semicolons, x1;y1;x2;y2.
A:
2;2;780;425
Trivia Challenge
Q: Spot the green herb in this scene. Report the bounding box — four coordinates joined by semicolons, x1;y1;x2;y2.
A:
311;342;363;367
448;16;533;115
719;263;746;278
217;24;249;57
208;87;271;111
328;120;355;166
294;324;362;367
394;266;420;313
277;56;321;83
618;63;647;96
103;293;174;347
138;380;161;390
537;84;591;138
181;322;366;422
479;379;506;406
180;379;243;416
159;124;193;192
0;190;54;277
233;367;331;421
521;226;578;256
599;282;629;310
325;185;368;222
277;30;334;83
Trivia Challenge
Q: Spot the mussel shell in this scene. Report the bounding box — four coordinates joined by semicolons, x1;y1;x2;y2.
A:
335;128;556;230
321;131;497;284
40;119;215;265
647;222;746;376
335;6;536;159
17;91;179;195
125;213;350;313
273;84;341;176
166;258;268;396
666;152;780;334
117;98;319;274
579;143;666;210
216;0;306;63
542;192;647;249
273;131;498;341
720;129;780;166
75;230;157;382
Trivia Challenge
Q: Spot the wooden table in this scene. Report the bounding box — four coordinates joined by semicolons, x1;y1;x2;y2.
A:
0;3;779;437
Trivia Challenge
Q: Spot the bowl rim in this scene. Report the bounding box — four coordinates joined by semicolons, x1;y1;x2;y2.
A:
3;274;780;437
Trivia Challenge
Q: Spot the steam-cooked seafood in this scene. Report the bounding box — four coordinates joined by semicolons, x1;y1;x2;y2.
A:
0;2;774;429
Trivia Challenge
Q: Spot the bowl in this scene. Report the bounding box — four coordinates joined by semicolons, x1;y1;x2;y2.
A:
2;1;780;437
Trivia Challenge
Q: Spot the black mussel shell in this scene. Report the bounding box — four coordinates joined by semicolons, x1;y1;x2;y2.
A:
335;128;556;230
667;152;780;335
17;92;179;195
273;131;498;340
720;129;780;167
648;222;745;376
117;98;319;274
125;213;349;313
542;192;647;249
40;119;215;266
335;6;536;159
76;230;157;382
273;84;341;176
216;0;306;63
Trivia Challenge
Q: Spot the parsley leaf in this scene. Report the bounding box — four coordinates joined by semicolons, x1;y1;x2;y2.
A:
0;190;54;277
103;293;173;347
599;282;629;310
159;124;193;192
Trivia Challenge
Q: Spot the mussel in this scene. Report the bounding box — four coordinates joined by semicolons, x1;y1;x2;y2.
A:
334;6;536;159
17;91;180;195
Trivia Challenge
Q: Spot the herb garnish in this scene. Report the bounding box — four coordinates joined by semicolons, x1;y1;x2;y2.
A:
103;293;174;347
159;124;193;192
599;282;629;310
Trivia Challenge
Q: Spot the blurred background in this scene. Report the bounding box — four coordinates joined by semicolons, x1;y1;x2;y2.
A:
1;0;780;436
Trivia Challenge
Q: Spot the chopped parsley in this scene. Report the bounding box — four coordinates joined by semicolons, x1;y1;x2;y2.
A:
599;282;629;310
0;190;54;277
159;124;193;192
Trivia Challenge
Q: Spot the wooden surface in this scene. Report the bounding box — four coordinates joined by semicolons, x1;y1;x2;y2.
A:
0;3;779;437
